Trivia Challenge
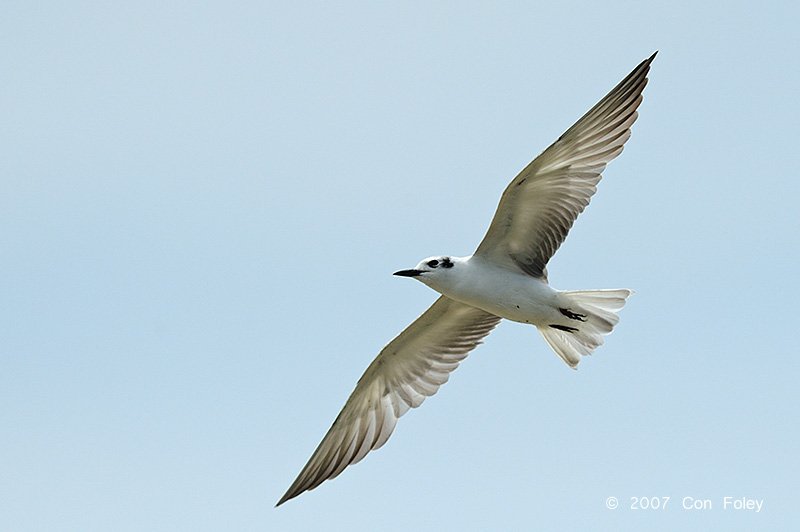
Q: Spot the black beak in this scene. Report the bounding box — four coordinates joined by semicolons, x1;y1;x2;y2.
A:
393;269;423;277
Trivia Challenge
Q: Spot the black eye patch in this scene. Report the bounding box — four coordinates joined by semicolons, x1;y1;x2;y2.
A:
442;258;454;268
427;260;439;268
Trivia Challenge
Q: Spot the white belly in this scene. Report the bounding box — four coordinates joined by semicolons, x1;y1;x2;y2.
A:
434;259;563;325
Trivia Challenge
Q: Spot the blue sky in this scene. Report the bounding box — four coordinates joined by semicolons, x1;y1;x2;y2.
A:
2;2;798;531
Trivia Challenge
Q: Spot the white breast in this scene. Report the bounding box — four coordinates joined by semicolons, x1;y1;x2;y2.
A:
431;255;562;325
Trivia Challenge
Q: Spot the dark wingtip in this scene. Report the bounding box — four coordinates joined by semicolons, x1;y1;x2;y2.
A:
638;51;657;71
275;492;292;508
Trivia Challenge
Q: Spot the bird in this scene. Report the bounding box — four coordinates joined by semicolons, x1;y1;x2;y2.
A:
277;52;655;506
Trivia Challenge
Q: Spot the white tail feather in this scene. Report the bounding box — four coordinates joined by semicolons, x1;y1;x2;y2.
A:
538;289;633;369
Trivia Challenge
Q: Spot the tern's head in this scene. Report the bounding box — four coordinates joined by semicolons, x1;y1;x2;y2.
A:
393;256;461;286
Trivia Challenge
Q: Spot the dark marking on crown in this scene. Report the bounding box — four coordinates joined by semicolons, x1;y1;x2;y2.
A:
441;257;454;268
559;308;587;321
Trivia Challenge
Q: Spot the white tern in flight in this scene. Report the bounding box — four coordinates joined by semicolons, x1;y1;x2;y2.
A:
277;52;655;506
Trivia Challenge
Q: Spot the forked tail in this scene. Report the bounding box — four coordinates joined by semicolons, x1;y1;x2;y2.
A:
537;289;633;369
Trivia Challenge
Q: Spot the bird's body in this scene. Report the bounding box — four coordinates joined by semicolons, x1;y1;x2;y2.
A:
277;52;655;506
396;254;633;368
408;254;561;325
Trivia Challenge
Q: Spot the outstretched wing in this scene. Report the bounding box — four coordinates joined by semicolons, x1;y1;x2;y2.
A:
474;52;655;279
276;296;501;506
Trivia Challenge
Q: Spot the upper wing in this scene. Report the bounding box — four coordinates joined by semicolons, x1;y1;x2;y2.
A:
276;296;501;506
474;53;655;278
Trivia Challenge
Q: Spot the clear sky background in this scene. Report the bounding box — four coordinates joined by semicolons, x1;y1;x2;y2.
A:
2;2;798;531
